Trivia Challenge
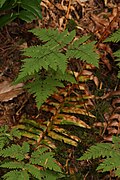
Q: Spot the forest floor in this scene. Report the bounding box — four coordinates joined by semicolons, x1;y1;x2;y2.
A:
0;0;120;179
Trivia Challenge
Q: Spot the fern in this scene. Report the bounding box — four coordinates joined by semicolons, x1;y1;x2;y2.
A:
67;41;98;67
15;28;99;108
104;29;120;78
114;50;120;78
0;125;21;150
0;126;64;180
2;170;29;180
30;147;61;172
0;142;29;161
104;29;120;43
78;136;120;177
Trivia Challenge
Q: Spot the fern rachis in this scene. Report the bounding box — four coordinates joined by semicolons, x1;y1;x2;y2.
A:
15;28;99;108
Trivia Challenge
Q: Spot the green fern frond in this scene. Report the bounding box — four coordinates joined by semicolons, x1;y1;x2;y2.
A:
104;29;120;43
67;41;99;67
29;28;76;48
114;50;120;59
113;46;120;78
0;161;25;169
79;136;120;177
15;28;99;108
0;126;21;150
2;170;29;180
0;142;29;161
97;156;120;172
104;29;120;79
25;163;44;179
78;143;113;160
22;47;67;74
26;76;64;108
42;169;64;180
31;147;61;172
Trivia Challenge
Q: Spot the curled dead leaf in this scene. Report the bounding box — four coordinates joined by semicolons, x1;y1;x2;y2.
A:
0;81;24;102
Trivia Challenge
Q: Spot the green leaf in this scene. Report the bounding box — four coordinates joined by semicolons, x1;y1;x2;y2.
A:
31;147;62;172
114;50;120;58
19;10;36;22
0;161;25;169
26;77;64;108
10;128;21;139
0;0;6;8
0;0;17;11
2;170;29;180
25;164;44;179
43;169;64;180
67;41;99;67
78;143;113;160
104;29;120;43
0;13;17;28
0;142;30;161
21;0;42;20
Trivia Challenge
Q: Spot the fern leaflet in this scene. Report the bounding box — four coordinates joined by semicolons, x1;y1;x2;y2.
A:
78;136;120;177
67;41;99;67
2;170;29;180
104;29;120;43
30;147;61;172
78;143;113;160
0;142;29;161
15;28;99;108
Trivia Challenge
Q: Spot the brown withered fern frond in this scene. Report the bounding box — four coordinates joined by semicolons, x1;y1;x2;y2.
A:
14;64;96;148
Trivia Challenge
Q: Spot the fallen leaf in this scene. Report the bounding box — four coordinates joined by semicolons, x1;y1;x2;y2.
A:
0;81;24;102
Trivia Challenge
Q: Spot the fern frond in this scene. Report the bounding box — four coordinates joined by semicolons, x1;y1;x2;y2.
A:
22;48;67;74
0;142;30;161
67;41;99;67
14;67;95;148
104;29;120;43
79;136;120;177
15;28;99;108
0;161;25;169
114;50;120;59
25;163;45;179
26;76;64;108
97;156;120;172
51;69;76;83
78;143;113;160
29;28;76;48
42;169;64;180
31;147;61;172
0;126;21;150
2;170;29;180
113;49;120;78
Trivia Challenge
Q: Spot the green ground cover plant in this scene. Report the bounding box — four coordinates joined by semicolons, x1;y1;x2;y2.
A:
78;28;120;177
15;28;99;108
0;125;64;180
79;136;120;177
0;0;42;28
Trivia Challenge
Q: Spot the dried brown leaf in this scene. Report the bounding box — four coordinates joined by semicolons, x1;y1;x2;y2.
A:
62;107;95;118
55;114;91;129
0;81;24;102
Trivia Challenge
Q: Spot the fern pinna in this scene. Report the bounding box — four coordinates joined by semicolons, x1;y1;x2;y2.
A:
78;136;120;177
14;63;97;148
104;28;120;78
15;28;99;108
0;126;64;180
